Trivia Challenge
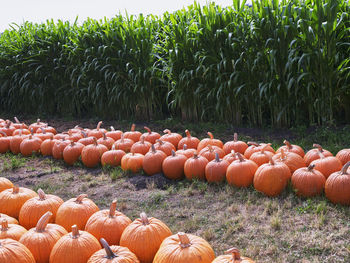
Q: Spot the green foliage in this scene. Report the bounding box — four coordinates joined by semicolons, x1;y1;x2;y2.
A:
0;0;349;126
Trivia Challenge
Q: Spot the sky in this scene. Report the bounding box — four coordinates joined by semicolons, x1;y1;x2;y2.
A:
0;0;239;32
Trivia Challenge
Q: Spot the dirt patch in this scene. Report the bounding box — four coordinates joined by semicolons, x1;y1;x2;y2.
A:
126;173;177;190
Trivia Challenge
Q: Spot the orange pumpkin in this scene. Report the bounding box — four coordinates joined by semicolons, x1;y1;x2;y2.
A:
175;144;196;158
19;189;64;229
63;141;85;165
0;177;13;192
121;153;144;173
85;200;132;245
184;153;209;180
40;136;57;156
101;145;126;167
325;161;350;205
28;119;47;133
0;131;10;153
97;133;115;150
130;135;151;155
0;238;36;263
154;139;176;156
226;153;258;187
272;149;306;174
12;117;28;129
244;142;275;159
304;144;333;166
276;140;305;157
212;247;255;263
56;194;99;231
199;145;225;161
153;232;215;263
197;132;223;152
9;132;27;154
0;219;27;240
336;149;350;165
0;213;19;224
120;212;172;263
88;121;107;139
35;128;54;141
81;138;109;168
291;165;326;197
0;121;16;136
205;153;229;183
52;139;70;160
50;225;101;263
223;150;245;164
19;212;68;263
123;124;142;142
223;133;248;155
143;144;167;175
142;126;161;144
78;131;96;146
249;144;275;166
20;134;42;156
177;130;200;149
162;150;187;180
114;134;135;153
160;129;182;148
310;152;342;178
106;126;123;141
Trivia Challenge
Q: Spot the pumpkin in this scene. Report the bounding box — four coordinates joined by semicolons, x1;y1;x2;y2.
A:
325;161;350;205
0;219;27;240
226;153;258;187
88;121;107;139
97;133;115;150
20;135;42;156
114;134;135;153
50;225;101;263
272;149;306;174
184;153;209;180
244;142;275;159
0;121;16;136
160;129;182;148
53;132;70;140
212;247;255;263
87;238;140;263
336;149;350;165
19;212;68;263
9;132;27;154
106;126;123;141
0;238;36;263
175;144;196;158
124;124;142;142
63;141;85;165
85;200;132;245
177;130;200;149
121;153;144;173
78;131;96;146
19;189;64;229
101;145;126;167
143;144;167;175
162;150;187;180
37;125;57;135
0;213;19;224
0;131;10;153
154;139;176;156
304;144;333;166
249;143;275;166
52;139;70;159
223;133;248;155
253;157;290;197
13;117;28;129
199;145;225;161
0;177;13;192
35;128;54;141
310;151;342;178
40;136;57;156
130;136;151;155
0;186;37;218
68;130;83;142
223;150;242;164
56;194;99;231
205;153;229;183
291;165;326;197
142;126;161;144
13;124;30;136
82;138;109;168
197;132;223;152
276;140;305;157
153;232;215;263
120;212;172;263
28;119;47;133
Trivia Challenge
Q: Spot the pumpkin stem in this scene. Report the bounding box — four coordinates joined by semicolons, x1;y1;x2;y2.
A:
171;150;176;157
280;148;286;160
109;200;117;218
234;133;238;142
157;139;164;145
208;145;213;152
40;127;46;134
75;194;88;203
185;129;191;138
183;144;187;150
230;150;235;156
70;141;75;147
341;161;350;175
236;152;245;162
193;152;199;159
102;133;107;140
130;124;135;131
178;232;191;248
140;212;150;225
269;156;275;166
247;141;259;146
307;164;315;171
112;144;116;151
260;143;271;153
36;212;52;232
93;137;98;146
144;126;151;134
13;186;19;194
71;225;80;239
313;144;323;152
151;144;156;153
14;117;20;123
120;134;125;143
110;126;115;131
215;152;220;162
1;219;8;231
37;119;41;124
96;121;102;131
163;129;171;135
207;132;214;140
140;136;145;144
5;121;11;129
100;238;117;259
284;140;292;149
81;131;87;138
317;150;325;159
37;189;46;200
225;247;241;260
30;128;34;135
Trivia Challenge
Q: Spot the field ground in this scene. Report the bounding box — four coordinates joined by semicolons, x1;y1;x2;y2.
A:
1;118;350;262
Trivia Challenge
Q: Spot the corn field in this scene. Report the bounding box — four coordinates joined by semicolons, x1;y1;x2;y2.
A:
0;0;349;126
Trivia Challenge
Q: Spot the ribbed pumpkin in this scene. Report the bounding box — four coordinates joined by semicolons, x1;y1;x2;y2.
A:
162;150;187;180
0;238;36;263
153;232;215;263
9;132;27;154
310;152;342;178
143;145;167;175
177;130;200;149
56;194;99;231
13;127;30;136
205;153;229;183
123;124;142;142
325;162;350;205
106;126;123;141
226;153;258;187
336;149;350;165
0;121;16;136
0;177;13;192
19;189;64;229
19;212;68;263
19;135;42;156
184;153;209;180
197;132;223;152
142;126;161;144
291;165;326;197
78;131;96;146
82;138;109;168
120;212;172;263
0;131;10;153
87;238;140;263
97;133;115;150
212;248;255;263
0;219;27;240
130;136;151;155
40;136;57;156
88;121;107;139
50;225;101;263
175;144;196;158
160;129;182;148
85;200;132;245
272;149;306;174
121;153;144;173
0;186;37;218
276;140;305;157
253;157;290;197
53;133;70;141
101;145;126;167
35;128;54;141
0;213;19;224
12;117;28;129
304;144;333;166
154;139;176;156
249;144;275;166
223;133;248;155
199;145;225;161
244;142;275;159
28;119;47;133
68;130;83;142
114;134;135;153
63;141;85;165
52;139;70;160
